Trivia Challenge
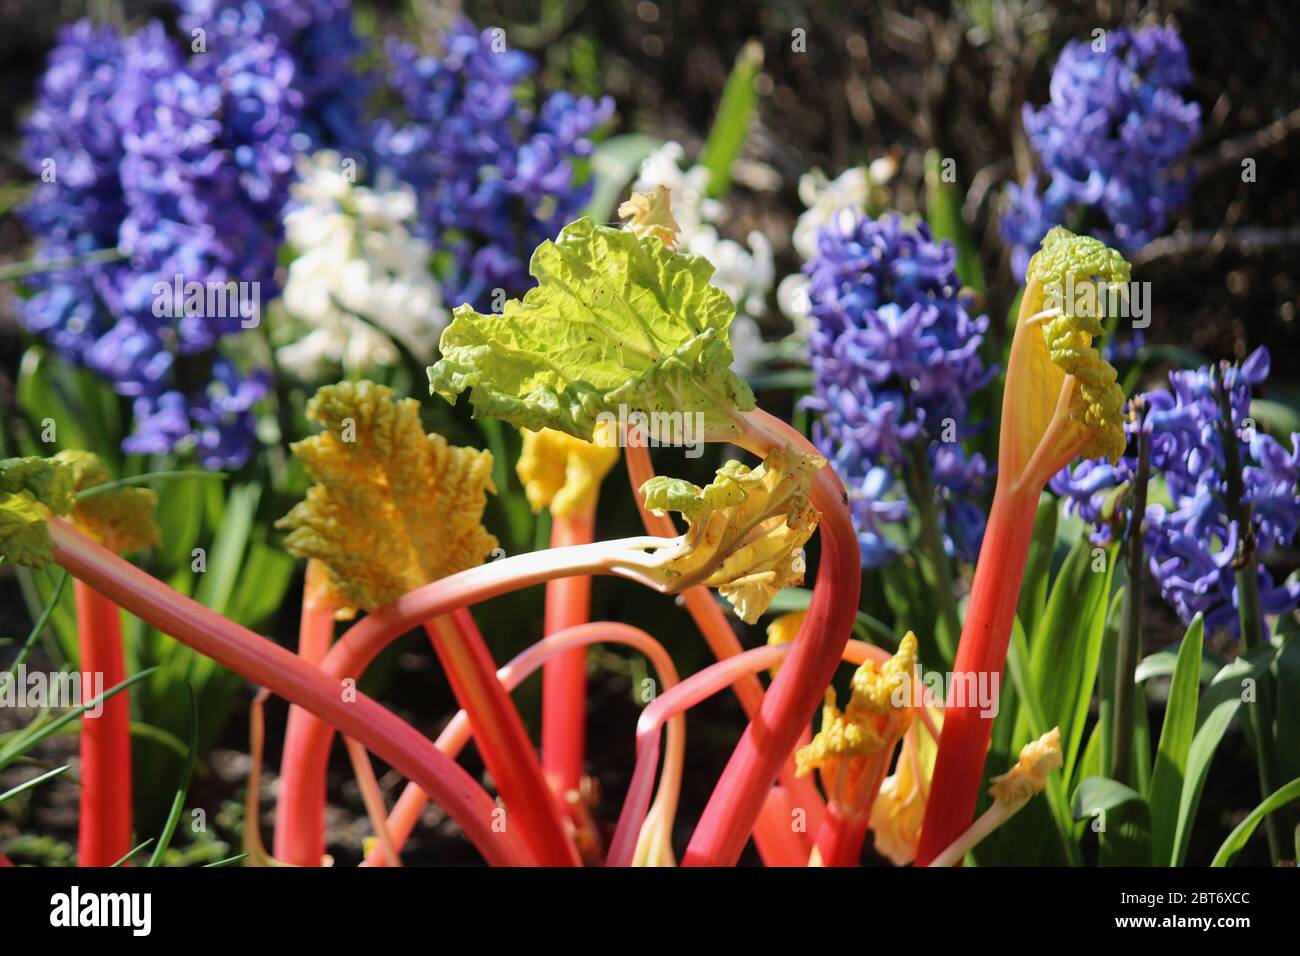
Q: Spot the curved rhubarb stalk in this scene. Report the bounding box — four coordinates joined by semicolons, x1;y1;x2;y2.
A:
274;560;337;865
285;536;673;866
48;518;533;867
679;407;862;866
624;441;826;849
362;621;684;867
609;638;888;866
73;580;133;867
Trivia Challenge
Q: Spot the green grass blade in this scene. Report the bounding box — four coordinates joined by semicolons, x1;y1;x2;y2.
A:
923;149;986;292
148;685;198;867
75;470;225;501
0;667;157;770
1025;537;1116;782
2;569;69;684
1171;645;1278;865
111;838;155;868
0;764;69;804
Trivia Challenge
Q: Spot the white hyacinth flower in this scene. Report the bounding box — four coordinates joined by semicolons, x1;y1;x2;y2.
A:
278;151;447;379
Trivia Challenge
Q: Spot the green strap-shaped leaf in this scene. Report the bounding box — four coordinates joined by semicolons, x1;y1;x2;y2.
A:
1147;614;1204;865
1072;775;1152;865
697;40;763;199
1023;535;1116;783
1171;645;1278;865
429;217;756;443
1210;776;1300;867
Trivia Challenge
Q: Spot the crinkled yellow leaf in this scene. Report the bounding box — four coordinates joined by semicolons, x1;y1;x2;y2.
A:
55;450;160;555
277;381;498;615
516;423;619;518
640;446;823;623
0;455;78;568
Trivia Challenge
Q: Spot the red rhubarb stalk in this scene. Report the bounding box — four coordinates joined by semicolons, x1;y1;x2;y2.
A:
914;239;1130;862
541;507;597;796
362;621;683;866
624;441;826;843
424;608;580;865
48;518;533;867
912;484;1038;864
274;559;337;865
73;579;133;867
680;408;862;866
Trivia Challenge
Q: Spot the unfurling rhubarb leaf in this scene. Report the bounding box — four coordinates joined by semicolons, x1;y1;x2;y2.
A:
638;446;823;623
796;633;917;776
428;214;756;444
0;453;161;566
0;456;79;567
618;185;681;251
795;634;917;819
1002;227;1130;486
56;451;161;554
277;381;498;616
988;726;1062;812
870;711;940;865
516;423;620;518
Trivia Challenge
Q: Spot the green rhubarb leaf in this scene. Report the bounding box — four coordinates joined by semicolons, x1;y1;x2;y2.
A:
641;446;824;624
0;456;78;568
429;217;756;443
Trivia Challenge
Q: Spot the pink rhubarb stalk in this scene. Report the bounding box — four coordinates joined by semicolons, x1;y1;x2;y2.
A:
48;518;533;867
679;408;862;866
73;579;133;867
422;608;580;865
624;440;827;851
541;507;597;797
274;559;337;864
363;621;683;867
913;482;1039;864
609;638;889;866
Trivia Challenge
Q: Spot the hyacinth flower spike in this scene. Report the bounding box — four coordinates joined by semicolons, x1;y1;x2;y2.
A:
796;633;917;866
516;423;619;848
915;228;1129;864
